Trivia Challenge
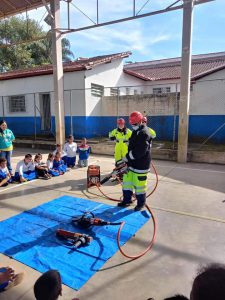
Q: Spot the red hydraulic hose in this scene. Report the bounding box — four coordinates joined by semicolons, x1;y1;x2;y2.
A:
116;203;157;259
92;162;158;259
95;162;158;201
147;162;159;198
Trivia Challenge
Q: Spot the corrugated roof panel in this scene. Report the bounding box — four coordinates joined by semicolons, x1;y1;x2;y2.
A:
0;0;50;18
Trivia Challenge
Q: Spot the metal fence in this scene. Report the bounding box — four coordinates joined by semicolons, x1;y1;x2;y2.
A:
100;86;179;149
0;79;224;152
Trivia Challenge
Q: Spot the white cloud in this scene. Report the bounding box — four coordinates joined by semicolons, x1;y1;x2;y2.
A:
69;20;172;57
18;0;180;61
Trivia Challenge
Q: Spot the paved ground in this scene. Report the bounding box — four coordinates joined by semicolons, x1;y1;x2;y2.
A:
0;148;225;300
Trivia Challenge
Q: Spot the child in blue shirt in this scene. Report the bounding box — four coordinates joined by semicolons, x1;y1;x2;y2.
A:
46;153;60;177
53;152;67;174
78;138;91;168
0;157;12;187
53;144;67;165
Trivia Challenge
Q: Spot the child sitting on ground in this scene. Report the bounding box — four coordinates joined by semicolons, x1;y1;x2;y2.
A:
46;153;60;177
34;153;51;180
14;154;36;182
34;270;62;300
0;157;12;187
53;144;67;165
78;137;91;168
53;152;67;174
64;135;77;168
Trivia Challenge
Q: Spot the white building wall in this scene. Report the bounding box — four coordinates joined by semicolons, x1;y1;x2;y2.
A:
0;71;86;118
84;59;144;116
143;80;179;94
1;62;224;119
0;75;54;117
63;71;85;116
190;69;225;115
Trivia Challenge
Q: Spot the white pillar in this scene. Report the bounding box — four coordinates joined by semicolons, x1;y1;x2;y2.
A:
177;0;194;163
50;0;65;144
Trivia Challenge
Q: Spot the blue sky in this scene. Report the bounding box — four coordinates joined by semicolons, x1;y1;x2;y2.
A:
26;0;225;63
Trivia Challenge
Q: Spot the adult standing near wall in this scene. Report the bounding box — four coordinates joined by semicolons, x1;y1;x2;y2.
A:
109;118;132;166
0;120;15;175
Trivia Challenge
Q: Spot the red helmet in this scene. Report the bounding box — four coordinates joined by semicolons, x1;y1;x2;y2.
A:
142;116;147;123
117;118;125;126
129;111;143;125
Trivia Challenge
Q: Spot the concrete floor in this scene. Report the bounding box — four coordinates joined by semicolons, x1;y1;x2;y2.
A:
0;149;225;300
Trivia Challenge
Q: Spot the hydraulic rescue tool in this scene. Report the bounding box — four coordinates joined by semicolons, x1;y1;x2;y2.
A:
72;211;122;229
100;160;127;185
56;229;93;249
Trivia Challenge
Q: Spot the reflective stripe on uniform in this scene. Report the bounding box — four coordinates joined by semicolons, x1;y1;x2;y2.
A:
122;181;133;186
129;151;135;160
135;191;146;195
129;167;150;173
123;188;133;192
123;170;148;195
134;186;146;191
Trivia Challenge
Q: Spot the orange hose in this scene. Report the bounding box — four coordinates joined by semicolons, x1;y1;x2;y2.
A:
147;162;159;198
96;184;121;202
92;162;158;259
96;162;158;201
116;203;157;259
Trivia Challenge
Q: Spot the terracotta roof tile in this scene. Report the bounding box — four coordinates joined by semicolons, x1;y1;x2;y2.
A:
124;52;225;81
0;52;131;81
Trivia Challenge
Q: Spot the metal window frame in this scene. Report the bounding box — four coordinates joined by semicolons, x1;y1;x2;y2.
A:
91;83;104;97
9;94;26;113
126;87;130;95
153;87;171;94
110;87;119;96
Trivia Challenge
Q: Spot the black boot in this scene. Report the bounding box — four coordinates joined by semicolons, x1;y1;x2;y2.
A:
134;194;146;211
118;190;133;207
118;202;132;207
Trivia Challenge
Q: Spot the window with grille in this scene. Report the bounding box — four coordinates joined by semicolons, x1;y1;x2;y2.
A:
110;88;119;96
153;87;171;94
9;95;26;112
91;83;104;97
134;89;138;95
126;87;130;95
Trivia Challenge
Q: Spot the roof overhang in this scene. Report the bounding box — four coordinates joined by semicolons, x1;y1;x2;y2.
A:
0;0;50;19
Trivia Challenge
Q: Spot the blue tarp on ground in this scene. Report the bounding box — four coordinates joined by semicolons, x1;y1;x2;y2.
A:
0;196;150;290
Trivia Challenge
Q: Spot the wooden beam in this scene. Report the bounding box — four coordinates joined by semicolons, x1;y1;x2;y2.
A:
2;0;17;10
23;0;33;5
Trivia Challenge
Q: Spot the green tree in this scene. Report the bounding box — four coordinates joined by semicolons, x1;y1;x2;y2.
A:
0;16;74;71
